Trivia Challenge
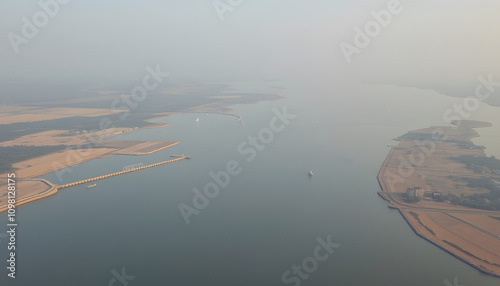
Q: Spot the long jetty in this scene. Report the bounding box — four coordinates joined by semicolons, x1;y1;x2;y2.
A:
58;156;189;189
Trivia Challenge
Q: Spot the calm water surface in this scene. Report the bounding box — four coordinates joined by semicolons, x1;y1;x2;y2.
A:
1;83;499;286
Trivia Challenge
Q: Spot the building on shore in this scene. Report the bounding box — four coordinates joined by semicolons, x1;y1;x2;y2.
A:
424;190;442;200
406;187;424;198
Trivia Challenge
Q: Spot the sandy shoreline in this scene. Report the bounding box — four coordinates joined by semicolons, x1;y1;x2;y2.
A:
0;82;282;215
0;179;58;213
0;121;174;213
397;208;500;278
378;162;500;278
377;123;500;278
0;110;242;213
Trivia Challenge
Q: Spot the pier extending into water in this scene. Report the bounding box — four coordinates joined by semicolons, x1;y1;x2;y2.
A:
58;156;189;189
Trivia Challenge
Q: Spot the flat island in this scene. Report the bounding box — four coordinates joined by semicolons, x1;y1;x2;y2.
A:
378;120;500;277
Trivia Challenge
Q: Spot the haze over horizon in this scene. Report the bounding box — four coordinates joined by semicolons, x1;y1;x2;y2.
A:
2;2;500;285
1;1;499;90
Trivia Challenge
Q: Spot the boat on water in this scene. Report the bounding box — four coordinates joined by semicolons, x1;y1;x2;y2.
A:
86;184;97;189
171;154;192;159
308;170;314;176
195;117;200;122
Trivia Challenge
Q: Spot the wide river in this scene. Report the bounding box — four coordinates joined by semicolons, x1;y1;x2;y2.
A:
1;81;499;286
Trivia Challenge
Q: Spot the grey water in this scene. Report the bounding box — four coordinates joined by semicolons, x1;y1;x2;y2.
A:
1;82;499;286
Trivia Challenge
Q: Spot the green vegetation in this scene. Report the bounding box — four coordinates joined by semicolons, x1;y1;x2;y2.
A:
443;240;481;260
0;114;155;143
442;240;500;266
408;211;435;235
408;211;421;224
398;133;484;150
405;196;421;203
446;179;500;210
444;155;500;210
424;226;435;235
461;177;500;210
0;145;67;173
0;91;280;143
463;177;499;192
456;142;485;150
399;133;445;141
452;155;500;172
448;193;498;210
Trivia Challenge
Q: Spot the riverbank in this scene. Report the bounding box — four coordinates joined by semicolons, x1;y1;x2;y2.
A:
0;123;178;213
397;208;500;278
377;121;500;278
0;179;58;213
0;106;246;214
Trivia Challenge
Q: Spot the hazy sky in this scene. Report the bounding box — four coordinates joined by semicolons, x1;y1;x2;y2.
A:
1;0;499;92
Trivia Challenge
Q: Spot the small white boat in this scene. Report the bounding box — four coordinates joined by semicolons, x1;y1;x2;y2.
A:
308;170;314;176
195;117;200;123
86;184;97;189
